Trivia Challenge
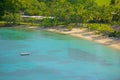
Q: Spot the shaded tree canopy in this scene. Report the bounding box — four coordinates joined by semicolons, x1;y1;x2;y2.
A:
0;0;120;24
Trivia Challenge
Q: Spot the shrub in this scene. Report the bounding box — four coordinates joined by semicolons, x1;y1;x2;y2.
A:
67;24;73;31
23;18;38;24
109;32;116;37
2;12;14;24
13;13;23;24
25;9;42;16
115;30;120;38
88;24;98;30
41;18;54;27
109;31;120;38
2;12;23;25
98;25;114;35
88;24;114;35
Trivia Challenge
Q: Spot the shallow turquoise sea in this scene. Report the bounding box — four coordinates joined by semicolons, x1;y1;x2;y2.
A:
0;28;120;80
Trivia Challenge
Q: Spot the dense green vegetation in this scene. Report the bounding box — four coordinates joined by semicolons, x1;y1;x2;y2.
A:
95;0;110;6
0;0;120;38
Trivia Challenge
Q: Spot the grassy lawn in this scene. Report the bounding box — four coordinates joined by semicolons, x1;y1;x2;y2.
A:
20;22;40;26
95;0;110;6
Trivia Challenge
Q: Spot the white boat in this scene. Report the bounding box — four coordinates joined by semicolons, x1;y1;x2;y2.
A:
20;52;30;56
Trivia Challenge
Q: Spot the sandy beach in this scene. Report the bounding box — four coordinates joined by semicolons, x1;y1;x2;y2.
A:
45;28;120;51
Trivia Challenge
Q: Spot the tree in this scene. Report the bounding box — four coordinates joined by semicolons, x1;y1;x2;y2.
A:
0;0;5;19
41;18;54;27
110;0;116;5
2;12;23;24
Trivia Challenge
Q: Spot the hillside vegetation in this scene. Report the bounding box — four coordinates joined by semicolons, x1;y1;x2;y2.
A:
0;0;120;38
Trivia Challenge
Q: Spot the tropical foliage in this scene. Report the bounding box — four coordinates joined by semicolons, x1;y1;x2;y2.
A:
0;0;120;38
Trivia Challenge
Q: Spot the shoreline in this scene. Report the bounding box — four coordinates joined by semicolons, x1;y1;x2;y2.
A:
44;28;120;51
6;25;120;51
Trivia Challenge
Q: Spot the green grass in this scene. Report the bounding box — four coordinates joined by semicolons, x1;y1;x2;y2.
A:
20;22;40;26
0;21;6;24
95;0;110;6
95;0;120;8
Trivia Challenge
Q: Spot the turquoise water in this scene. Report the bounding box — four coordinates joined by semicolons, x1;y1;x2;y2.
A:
0;28;120;80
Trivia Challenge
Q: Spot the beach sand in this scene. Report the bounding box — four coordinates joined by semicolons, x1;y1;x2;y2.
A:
45;28;120;51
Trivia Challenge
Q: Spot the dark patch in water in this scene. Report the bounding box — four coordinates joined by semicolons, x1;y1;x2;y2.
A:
0;66;62;77
22;54;57;62
64;75;90;80
99;60;112;66
48;50;62;53
115;78;120;80
58;60;73;64
68;48;100;61
68;48;112;66
30;50;41;54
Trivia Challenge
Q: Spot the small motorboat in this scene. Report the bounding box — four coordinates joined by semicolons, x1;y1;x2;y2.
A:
20;52;30;56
